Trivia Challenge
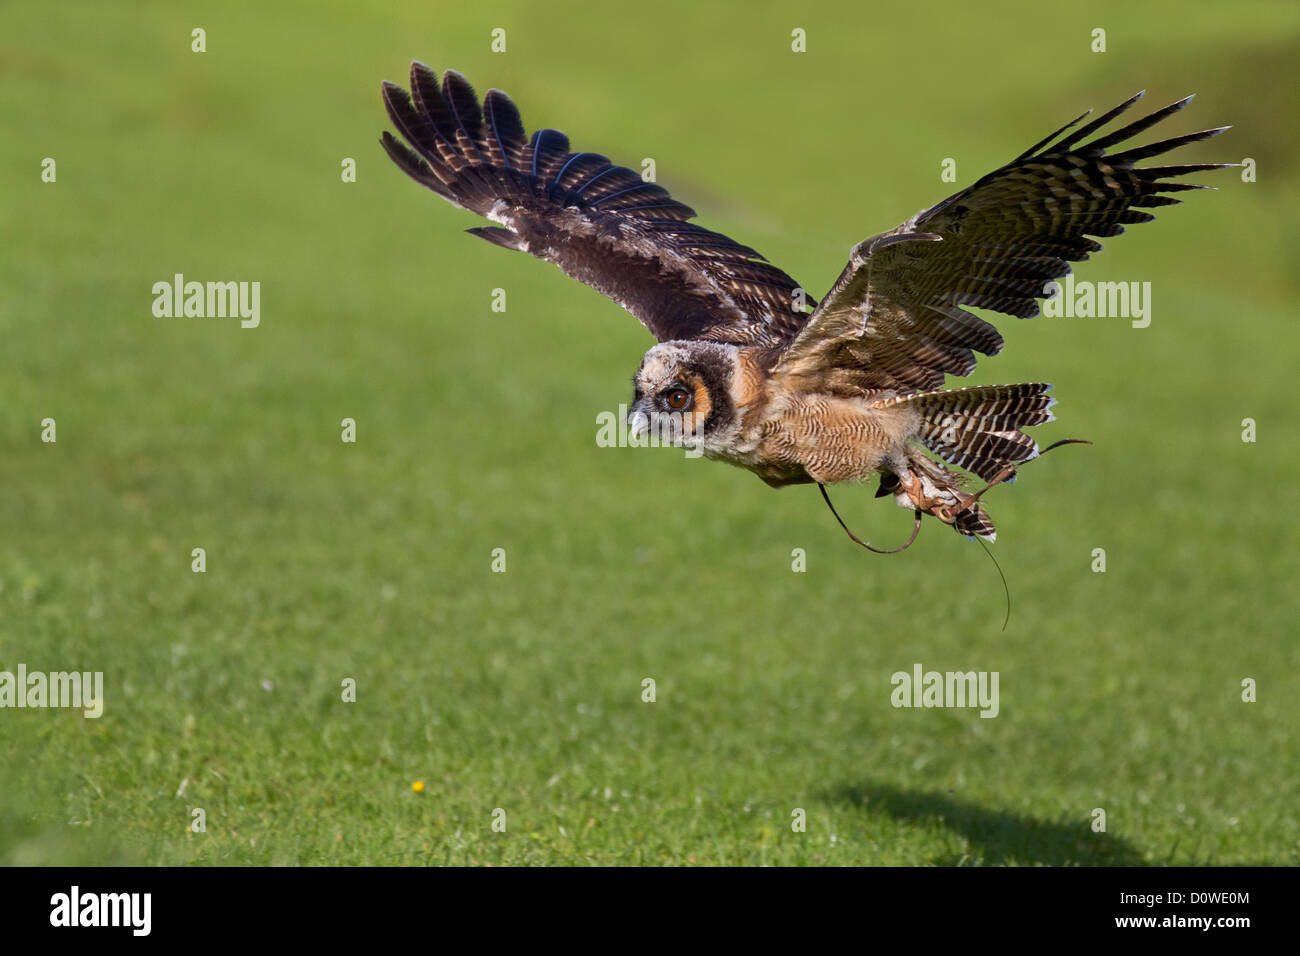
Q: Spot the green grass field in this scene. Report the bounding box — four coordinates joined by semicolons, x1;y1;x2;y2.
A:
2;0;1298;865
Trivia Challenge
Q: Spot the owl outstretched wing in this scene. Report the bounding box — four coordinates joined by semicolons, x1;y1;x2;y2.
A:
772;91;1231;392
381;63;810;346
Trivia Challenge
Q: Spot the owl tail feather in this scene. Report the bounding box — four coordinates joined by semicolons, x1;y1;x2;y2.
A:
879;383;1087;541
906;382;1058;482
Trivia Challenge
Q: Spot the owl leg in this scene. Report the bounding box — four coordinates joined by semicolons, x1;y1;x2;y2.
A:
892;465;959;522
889;456;997;540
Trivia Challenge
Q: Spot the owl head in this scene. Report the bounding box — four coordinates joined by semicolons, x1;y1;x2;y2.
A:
628;341;740;452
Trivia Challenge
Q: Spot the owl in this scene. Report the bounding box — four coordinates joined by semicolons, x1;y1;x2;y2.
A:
380;63;1228;544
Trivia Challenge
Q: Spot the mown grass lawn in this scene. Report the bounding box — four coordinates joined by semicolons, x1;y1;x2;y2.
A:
2;0;1297;865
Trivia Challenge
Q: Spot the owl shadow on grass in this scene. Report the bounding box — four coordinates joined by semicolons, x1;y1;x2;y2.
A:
831;782;1146;866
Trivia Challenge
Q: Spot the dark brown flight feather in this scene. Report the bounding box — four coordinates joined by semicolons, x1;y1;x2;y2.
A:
381;62;810;346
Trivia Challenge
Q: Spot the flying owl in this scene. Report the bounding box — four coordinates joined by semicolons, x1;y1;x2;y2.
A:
380;63;1228;544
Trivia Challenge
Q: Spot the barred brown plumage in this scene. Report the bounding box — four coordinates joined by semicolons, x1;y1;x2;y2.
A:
380;64;1230;546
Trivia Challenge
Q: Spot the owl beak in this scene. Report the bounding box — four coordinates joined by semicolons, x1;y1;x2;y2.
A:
627;401;652;439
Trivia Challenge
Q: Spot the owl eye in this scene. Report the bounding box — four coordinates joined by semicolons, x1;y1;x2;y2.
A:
663;385;692;411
